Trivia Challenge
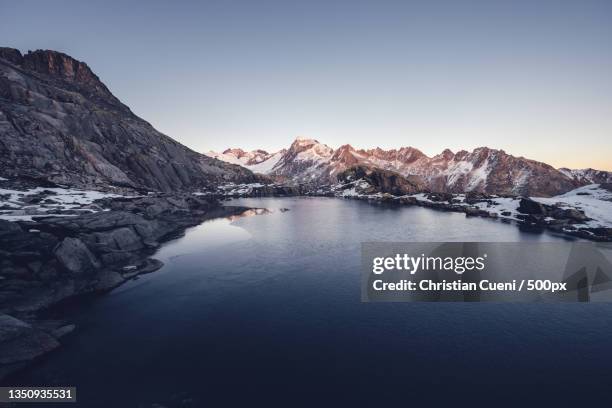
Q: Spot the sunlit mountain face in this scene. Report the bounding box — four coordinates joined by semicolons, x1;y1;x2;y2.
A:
207;137;612;197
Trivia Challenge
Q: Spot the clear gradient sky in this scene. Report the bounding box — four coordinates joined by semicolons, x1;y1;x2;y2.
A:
1;0;611;170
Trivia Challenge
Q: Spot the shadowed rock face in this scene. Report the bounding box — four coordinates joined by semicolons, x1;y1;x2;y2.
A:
0;193;253;380
337;165;426;196
0;47;257;191
0;195;251;315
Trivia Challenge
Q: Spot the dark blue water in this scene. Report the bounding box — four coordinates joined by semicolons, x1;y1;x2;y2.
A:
12;198;612;407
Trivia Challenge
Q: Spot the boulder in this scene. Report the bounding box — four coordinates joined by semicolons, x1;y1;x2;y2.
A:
517;198;549;215
145;203;167;219
398;196;417;205
464;192;492;204
551;208;589;222
426;192;454;202
464;207;480;216
54;237;100;275
89;227;144;252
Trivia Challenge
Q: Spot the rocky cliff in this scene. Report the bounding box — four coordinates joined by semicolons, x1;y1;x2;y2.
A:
0;47;256;191
336;165;426;196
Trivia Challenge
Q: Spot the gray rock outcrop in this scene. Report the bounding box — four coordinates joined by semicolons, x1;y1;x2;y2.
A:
55;237;101;275
0;47;257;191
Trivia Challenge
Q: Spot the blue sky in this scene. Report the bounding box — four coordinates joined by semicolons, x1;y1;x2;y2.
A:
1;0;611;169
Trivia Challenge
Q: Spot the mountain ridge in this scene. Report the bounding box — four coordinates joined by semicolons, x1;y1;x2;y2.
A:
0;47;257;192
207;138;611;197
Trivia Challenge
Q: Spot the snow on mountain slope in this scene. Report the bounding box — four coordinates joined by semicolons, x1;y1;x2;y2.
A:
208;137;601;196
206;150;245;166
249;150;285;173
321;144;574;196
558;168;612;185
262;138;334;181
205;148;286;174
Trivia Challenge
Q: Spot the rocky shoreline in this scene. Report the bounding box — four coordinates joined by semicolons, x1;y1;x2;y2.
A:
335;191;611;242
211;181;612;242
0;191;250;381
391;193;609;241
1;179;611;381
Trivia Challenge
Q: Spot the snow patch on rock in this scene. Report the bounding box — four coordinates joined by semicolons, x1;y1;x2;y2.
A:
0;187;131;221
533;184;612;228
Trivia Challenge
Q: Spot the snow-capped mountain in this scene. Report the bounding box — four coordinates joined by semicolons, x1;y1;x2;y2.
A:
206;148;272;166
558;168;612;185
207;137;607;197
206;148;287;175
269;138;334;182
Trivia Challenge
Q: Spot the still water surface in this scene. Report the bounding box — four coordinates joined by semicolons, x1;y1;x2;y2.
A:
14;198;612;406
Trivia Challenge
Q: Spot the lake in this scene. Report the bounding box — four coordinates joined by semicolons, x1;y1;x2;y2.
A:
12;198;612;406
